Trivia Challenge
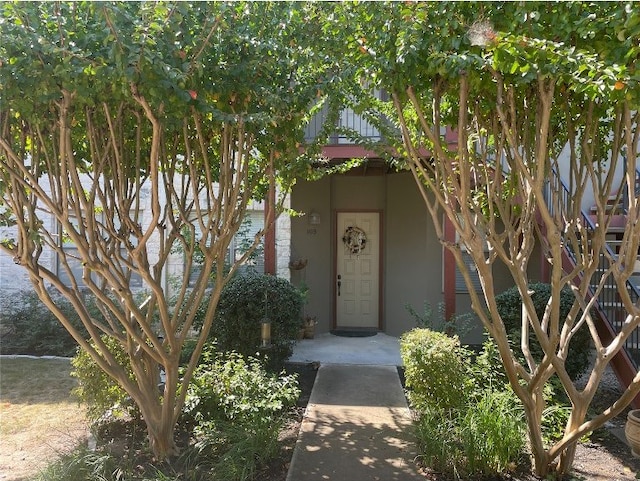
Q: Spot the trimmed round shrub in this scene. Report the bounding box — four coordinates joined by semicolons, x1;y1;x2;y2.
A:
494;282;591;380
400;328;471;413
211;273;304;369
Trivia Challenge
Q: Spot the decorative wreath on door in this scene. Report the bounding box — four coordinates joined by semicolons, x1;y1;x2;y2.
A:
342;226;367;254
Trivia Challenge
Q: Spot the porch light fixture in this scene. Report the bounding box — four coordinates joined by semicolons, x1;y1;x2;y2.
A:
309;210;321;226
261;318;272;348
261;291;272;349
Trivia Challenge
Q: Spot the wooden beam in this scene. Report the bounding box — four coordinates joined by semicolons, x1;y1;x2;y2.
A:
264;155;276;275
443;214;457;321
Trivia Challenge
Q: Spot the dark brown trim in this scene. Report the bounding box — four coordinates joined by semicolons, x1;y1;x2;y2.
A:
321;145;379;159
332;209;384;331
443;214;457;321
263;166;276;275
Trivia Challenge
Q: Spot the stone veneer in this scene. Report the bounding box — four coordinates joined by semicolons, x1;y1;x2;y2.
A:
0;176;293;302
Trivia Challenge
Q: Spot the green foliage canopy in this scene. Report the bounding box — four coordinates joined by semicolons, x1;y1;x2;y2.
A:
0;1;331;188
0;1;335;459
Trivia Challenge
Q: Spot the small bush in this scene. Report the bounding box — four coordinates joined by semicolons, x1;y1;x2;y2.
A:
469;334;576;448
70;336;137;425
494;282;591;380
468;334;512;393
211;273;304;369
183;346;300;481
184;346;300;425
404;328;527;479
400;328;471;413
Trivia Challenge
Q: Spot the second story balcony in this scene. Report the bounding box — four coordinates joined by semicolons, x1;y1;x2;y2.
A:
304;90;390;160
304;91;456;161
305;104;384;145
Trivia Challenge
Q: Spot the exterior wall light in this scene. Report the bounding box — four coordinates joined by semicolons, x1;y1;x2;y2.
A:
309;210;321;226
261;318;272;349
261;290;272;349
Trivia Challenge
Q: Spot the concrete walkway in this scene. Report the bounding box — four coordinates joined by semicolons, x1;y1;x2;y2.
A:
288;332;403;366
286;364;423;481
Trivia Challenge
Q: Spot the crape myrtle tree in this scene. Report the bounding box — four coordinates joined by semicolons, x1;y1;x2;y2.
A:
0;2;333;459
324;1;640;477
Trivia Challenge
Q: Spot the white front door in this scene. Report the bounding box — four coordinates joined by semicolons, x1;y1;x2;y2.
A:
335;212;380;328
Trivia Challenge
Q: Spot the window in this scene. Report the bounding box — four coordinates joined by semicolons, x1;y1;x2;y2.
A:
452;214;486;294
186;211;264;287
57;212;142;289
455;251;483;293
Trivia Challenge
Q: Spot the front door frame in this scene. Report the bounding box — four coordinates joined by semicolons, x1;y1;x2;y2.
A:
332;209;384;330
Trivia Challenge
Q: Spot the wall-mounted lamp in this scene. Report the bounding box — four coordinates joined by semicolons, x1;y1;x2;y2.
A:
261;318;272;349
309;210;321;226
261;291;272;349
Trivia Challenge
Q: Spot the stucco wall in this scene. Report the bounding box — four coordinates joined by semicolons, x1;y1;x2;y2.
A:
291;171;449;337
289;177;333;331
383;173;439;336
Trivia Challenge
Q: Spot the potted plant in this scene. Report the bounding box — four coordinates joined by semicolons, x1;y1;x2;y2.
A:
294;281;316;340
297;324;306;340
303;315;317;339
625;409;640;457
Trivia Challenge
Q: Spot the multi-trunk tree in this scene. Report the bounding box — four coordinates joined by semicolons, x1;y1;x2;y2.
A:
0;1;331;458
325;1;640;477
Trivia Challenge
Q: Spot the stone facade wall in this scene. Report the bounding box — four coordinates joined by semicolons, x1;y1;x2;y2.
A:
0;176;292;306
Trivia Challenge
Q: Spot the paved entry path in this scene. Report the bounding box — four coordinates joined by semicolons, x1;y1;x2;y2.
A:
286;364;423;481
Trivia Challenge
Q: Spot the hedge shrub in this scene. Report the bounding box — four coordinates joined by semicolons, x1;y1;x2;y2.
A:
211;273;304;369
0;290;90;357
494;282;591;380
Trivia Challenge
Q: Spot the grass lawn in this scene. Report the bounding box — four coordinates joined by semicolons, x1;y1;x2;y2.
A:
0;357;89;481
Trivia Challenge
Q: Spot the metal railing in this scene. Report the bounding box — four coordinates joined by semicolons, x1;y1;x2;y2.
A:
545;169;640;369
304;103;386;144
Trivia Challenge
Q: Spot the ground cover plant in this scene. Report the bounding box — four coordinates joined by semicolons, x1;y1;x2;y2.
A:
401;328;528;478
39;344;301;481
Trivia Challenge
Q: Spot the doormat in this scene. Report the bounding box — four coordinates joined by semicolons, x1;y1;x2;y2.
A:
330;329;378;338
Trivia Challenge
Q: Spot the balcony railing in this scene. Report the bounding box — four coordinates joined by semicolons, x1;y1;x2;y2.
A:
304;103;384;144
